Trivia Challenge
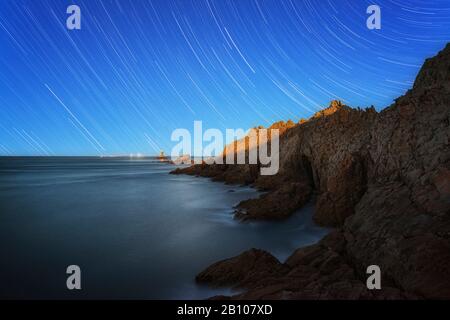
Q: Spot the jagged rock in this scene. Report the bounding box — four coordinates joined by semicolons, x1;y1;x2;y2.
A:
178;43;450;299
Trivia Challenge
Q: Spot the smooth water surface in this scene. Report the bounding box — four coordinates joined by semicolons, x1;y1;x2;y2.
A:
0;157;328;299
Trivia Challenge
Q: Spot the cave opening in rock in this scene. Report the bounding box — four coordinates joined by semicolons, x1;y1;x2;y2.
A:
301;155;318;190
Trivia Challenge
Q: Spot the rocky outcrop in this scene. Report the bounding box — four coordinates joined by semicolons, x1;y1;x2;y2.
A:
199;232;416;299
174;43;450;299
235;181;312;220
172;101;378;224
196;249;289;288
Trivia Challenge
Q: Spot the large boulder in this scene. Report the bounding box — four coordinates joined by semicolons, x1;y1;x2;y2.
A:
196;249;288;288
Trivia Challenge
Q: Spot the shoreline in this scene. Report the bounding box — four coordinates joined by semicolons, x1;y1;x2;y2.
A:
173;43;450;299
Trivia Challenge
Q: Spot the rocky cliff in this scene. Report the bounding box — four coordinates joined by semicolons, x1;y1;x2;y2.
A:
172;43;450;299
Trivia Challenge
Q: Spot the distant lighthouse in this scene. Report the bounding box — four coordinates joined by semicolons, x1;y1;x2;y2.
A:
158;150;167;161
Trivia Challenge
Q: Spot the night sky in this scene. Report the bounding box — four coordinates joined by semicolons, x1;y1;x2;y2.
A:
1;0;449;156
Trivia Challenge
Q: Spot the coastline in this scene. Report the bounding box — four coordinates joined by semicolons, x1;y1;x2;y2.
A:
172;43;450;299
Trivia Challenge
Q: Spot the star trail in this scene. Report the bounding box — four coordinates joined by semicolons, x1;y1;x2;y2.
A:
0;0;449;156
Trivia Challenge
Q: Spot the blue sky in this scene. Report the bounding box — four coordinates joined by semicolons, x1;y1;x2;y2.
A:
0;0;449;156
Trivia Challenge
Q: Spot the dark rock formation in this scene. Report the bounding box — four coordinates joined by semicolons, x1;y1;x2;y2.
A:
196;248;289;288
199;232;416;299
235;181;312;220
173;43;450;299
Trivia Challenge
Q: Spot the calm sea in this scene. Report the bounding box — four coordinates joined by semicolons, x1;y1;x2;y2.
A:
0;157;327;299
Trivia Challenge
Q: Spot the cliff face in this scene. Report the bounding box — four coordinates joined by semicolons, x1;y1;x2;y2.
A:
173;44;450;299
341;45;450;299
